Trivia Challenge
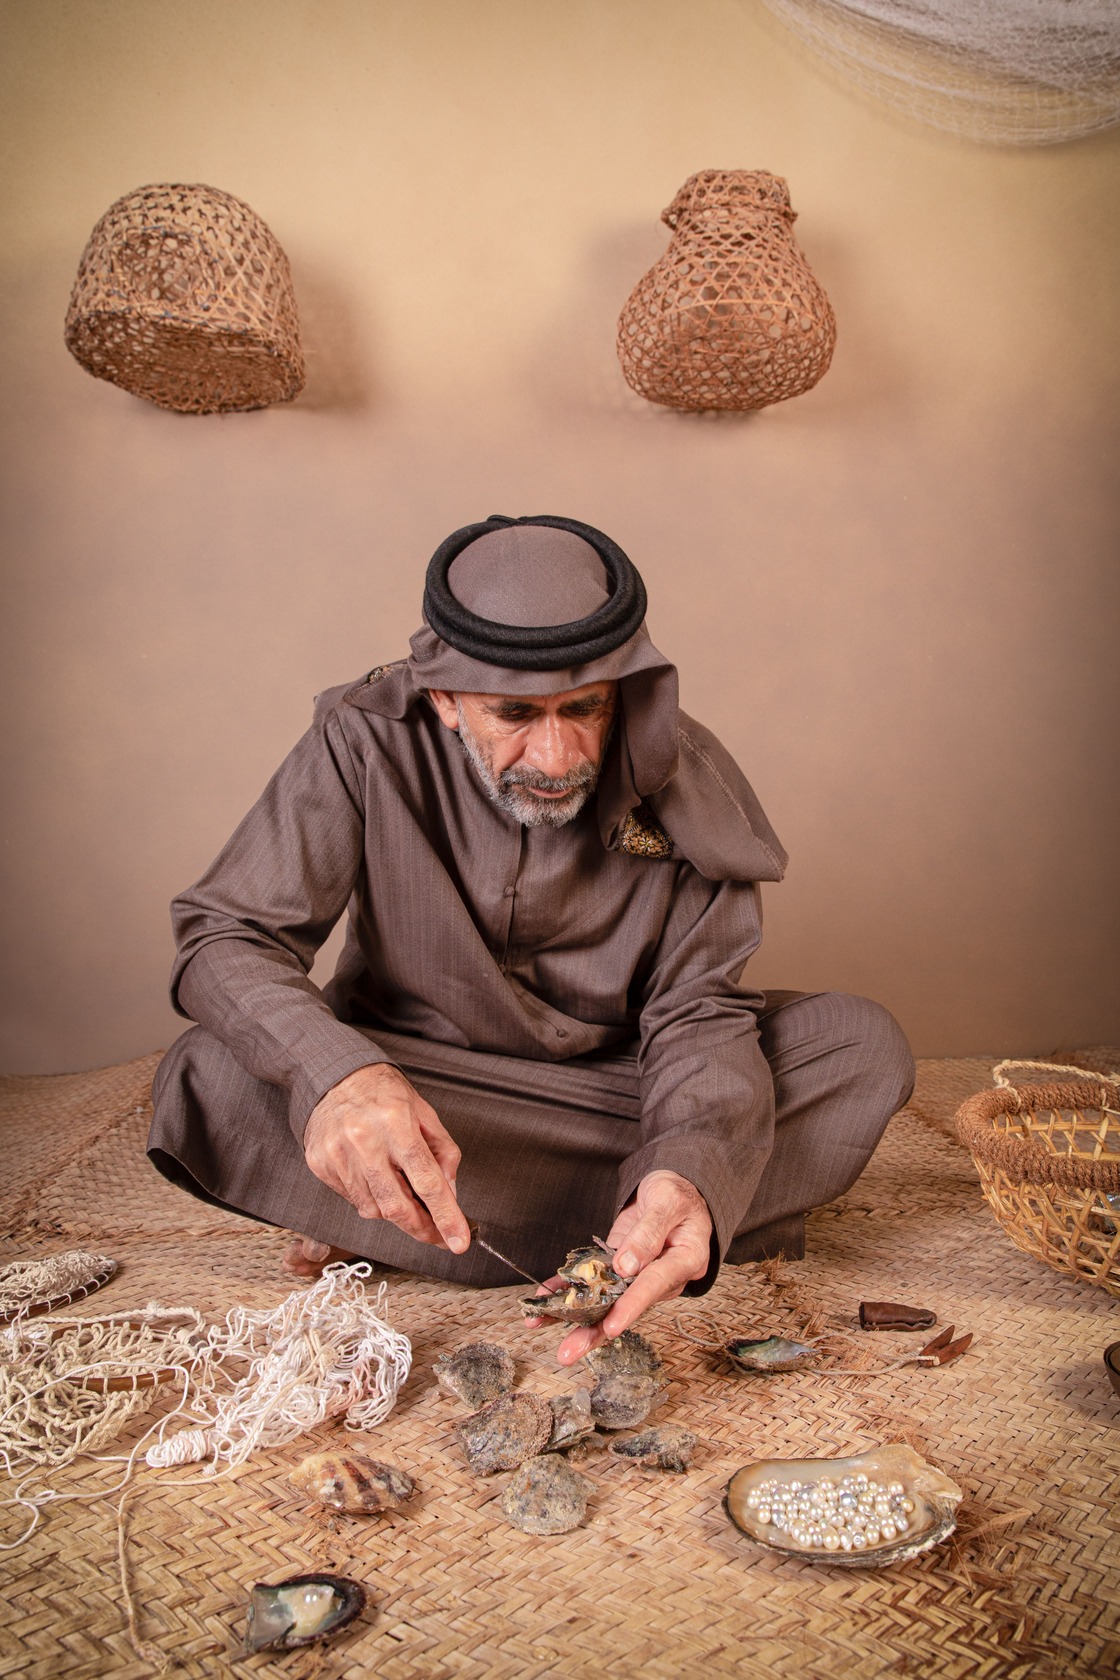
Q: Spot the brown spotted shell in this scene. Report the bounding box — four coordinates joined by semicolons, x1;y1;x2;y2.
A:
456;1392;553;1475
547;1391;596;1450
289;1451;415;1514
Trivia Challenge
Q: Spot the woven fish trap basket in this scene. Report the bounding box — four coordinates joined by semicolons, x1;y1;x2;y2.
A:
64;183;304;414
617;169;836;412
954;1077;1120;1297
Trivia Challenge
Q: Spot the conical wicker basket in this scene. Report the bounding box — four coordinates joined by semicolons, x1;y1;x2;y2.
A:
64;183;304;414
617;169;836;412
955;1077;1120;1296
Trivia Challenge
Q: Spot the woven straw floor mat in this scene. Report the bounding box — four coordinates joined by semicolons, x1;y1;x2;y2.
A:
2;1051;1118;1680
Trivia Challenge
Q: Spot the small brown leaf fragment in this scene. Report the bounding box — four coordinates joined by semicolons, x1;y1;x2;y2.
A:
859;1301;936;1331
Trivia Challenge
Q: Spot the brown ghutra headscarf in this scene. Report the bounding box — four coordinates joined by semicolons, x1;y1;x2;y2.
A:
345;515;787;885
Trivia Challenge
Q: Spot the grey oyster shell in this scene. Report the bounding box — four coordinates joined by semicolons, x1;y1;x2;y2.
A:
724;1443;964;1568
521;1239;629;1326
500;1452;591;1535
434;1340;515;1408
609;1425;697;1472
245;1573;365;1652
290;1451;414;1514
587;1330;666;1429
547;1390;596;1450
456;1391;553;1475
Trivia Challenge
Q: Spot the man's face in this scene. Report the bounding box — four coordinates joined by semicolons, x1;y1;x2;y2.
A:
428;681;618;828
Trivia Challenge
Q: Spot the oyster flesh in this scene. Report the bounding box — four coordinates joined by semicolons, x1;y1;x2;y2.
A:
290;1451;415;1515
434;1340;515;1408
547;1390;596;1450
500;1452;591;1534
724;1442;963;1568
725;1335;816;1375
244;1573;365;1652
521;1239;629;1327
456;1391;553;1475
609;1425;697;1473
587;1330;666;1429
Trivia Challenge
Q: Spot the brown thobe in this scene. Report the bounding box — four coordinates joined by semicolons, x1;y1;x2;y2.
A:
149;675;914;1289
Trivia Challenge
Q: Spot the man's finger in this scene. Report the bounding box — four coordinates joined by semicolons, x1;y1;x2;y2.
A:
613;1197;682;1276
600;1253;695;1336
418;1114;462;1188
397;1145;470;1253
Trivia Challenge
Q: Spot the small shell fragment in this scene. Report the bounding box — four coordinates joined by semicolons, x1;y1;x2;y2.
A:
244;1573;365;1652
725;1335;816;1375
588;1330;666;1429
547;1390;596;1450
609;1425;697;1472
457;1391;553;1475
521;1239;629;1326
500;1452;591;1534
434;1341;515;1408
290;1451;415;1515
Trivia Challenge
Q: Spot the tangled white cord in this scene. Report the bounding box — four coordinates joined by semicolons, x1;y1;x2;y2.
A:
144;1263;412;1472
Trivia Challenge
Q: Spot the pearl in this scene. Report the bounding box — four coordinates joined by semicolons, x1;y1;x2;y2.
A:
840;1533;853;1550
887;1481;904;1495
757;1507;772;1525
894;1514;909;1532
852;1531;867;1549
880;1523;897;1541
865;1527;881;1545
899;1497;915;1514
823;1532;841;1550
745;1492;761;1509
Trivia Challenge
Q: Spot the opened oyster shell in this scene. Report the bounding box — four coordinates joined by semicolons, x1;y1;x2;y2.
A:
500;1452;591;1534
434;1341;515;1408
725;1335;816;1375
609;1424;697;1472
587;1330;666;1429
457;1391;552;1475
521;1239;629;1326
290;1451;414;1515
725;1443;963;1568
244;1573;365;1652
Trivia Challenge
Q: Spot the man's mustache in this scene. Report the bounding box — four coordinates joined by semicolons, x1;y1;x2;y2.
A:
499;761;597;796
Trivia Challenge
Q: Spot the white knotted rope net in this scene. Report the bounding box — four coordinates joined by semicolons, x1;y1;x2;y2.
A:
756;0;1120;144
0;1263;411;1549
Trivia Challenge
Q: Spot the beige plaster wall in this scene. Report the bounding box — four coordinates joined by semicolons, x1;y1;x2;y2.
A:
1;0;1117;1074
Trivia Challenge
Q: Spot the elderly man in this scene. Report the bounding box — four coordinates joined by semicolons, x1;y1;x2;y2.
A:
149;514;913;1364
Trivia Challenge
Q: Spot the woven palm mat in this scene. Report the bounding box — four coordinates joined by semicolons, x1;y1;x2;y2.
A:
2;1052;1118;1680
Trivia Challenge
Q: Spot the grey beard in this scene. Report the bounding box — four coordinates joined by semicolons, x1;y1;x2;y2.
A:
456;703;600;829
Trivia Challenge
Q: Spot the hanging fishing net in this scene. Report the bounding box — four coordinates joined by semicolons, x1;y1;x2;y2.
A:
755;0;1120;145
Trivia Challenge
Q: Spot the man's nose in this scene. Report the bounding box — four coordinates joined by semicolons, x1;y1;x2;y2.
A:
522;716;579;778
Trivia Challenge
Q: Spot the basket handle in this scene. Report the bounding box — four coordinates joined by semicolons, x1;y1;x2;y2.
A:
955;1083;1120;1192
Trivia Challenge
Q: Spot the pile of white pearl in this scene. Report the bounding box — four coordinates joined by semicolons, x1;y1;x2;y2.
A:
743;1472;917;1552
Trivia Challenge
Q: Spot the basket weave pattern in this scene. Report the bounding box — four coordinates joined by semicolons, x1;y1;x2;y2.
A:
617;169;836;412
64;183;304;414
955;1080;1120;1296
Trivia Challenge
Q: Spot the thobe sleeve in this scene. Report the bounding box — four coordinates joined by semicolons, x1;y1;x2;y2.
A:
170;704;393;1141
616;866;774;1292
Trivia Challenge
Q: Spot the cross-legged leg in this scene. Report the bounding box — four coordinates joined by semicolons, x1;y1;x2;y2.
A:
725;990;915;1263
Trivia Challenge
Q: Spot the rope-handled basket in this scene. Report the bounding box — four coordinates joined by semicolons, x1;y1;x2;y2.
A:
955;1064;1120;1297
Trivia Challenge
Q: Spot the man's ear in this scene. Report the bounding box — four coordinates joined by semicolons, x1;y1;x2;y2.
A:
426;689;460;730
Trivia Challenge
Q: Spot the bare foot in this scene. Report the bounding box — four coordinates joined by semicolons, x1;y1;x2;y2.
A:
282;1234;359;1279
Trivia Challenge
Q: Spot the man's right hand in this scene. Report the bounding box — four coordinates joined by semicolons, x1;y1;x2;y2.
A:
303;1063;471;1253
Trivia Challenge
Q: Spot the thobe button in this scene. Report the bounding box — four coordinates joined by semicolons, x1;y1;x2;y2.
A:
556;1028;568;1038
503;886;516;898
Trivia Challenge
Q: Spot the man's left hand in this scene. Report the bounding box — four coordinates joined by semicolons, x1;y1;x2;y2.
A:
542;1170;712;1365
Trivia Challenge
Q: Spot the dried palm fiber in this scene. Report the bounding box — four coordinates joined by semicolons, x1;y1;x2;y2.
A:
954;1062;1120;1296
617;170;836;412
756;0;1120;145
64;182;304;413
